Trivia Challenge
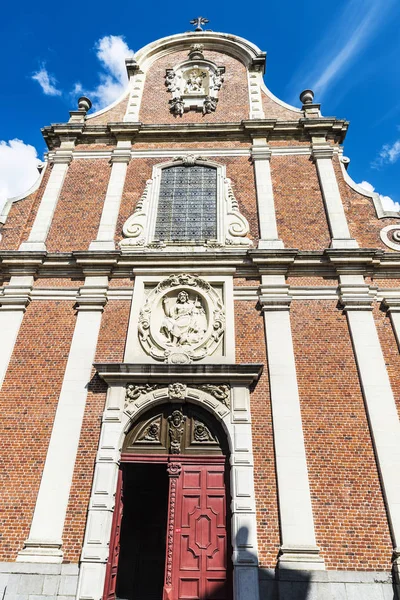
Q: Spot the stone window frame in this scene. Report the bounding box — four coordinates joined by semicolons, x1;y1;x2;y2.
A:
120;158;252;251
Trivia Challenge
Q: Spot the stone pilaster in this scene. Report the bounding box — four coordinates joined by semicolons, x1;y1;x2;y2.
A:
17;277;107;563
19;145;74;252
0;276;32;390
312;141;358;249
340;276;400;580
259;275;324;570
89;142;131;251
251;139;284;250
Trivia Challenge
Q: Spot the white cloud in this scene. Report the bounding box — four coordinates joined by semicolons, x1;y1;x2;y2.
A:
73;35;135;110
0;139;41;211
288;0;396;102
358;180;400;212
32;66;62;96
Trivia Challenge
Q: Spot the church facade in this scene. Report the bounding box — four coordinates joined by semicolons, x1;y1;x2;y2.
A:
1;21;400;600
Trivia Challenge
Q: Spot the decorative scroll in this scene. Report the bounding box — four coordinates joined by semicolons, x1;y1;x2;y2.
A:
120;179;152;248
224;178;252;246
197;384;231;408
125;383;160;406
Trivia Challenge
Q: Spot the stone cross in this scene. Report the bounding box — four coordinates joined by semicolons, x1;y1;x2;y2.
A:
190;16;209;31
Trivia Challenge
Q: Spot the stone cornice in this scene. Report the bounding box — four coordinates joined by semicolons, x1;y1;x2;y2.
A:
41;118;349;150
94;363;263;385
2;249;400;281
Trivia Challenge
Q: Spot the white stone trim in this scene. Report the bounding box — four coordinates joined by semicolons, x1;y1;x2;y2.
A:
259;80;302;115
380;225;400;251
259;276;324;570
313;146;358;249
19;153;72;252
0;164;47;228
77;383;260;600
89;144;131;251
251;141;284;249
124;274;235;364
247;69;265;119
17;280;107;563
339;158;400;220
341;278;400;559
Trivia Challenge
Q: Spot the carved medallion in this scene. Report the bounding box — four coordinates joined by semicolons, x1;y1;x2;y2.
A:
193;421;215;442
138;274;225;364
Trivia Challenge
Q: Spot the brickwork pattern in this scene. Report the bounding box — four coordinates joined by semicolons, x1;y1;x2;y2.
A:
0;301;76;560
291;300;392;570
373;303;400;421
234;301;280;567
0;167;51;251
46;159;110;252
62;301;131;561
272;155;331;250
335;158;400;250
139;50;249;124
86;95;129;125
261;90;302;120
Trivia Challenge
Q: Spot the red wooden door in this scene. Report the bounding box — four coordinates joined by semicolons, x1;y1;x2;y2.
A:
170;463;228;600
103;469;124;600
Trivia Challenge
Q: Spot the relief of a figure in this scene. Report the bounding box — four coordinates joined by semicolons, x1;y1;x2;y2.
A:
184;69;206;94
160;291;207;346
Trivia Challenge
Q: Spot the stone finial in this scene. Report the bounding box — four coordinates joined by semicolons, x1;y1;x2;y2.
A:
78;96;92;113
188;44;205;60
299;89;314;105
341;156;351;171
37;162;45;174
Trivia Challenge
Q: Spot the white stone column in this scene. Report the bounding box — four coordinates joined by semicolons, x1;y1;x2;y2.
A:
260;275;324;570
89;142;131;251
17;277;107;563
312;143;358;249
0;276;32;390
251;139;284;250
341;278;400;575
19;145;74;252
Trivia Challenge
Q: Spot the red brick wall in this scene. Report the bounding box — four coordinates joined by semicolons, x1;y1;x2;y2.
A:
46;159;110;252
0;301;76;560
235;301;280;567
261;90;302;120
335;158;400;250
374;304;400;421
291;301;392;570
139;50;249;124
272;155;331;250
62;301;131;561
0;167;51;251
87;94;129;125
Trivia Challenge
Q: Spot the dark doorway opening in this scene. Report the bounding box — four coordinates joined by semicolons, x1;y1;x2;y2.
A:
116;463;169;600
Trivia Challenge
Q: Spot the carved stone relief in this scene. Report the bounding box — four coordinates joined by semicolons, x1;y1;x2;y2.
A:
168;409;187;453
125;382;231;408
224;178;252;246
380;225;400;251
165;45;225;116
137;274;225;364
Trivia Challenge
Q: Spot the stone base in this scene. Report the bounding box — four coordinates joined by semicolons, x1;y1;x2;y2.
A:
0;562;78;600
278;545;325;571
258;239;285;250
18;242;47;252
330;238;359;249
88;240;116;251
259;568;398;600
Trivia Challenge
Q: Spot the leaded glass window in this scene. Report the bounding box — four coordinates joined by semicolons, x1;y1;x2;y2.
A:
154;165;217;242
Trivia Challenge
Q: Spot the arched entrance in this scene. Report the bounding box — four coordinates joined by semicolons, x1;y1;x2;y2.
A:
103;403;232;600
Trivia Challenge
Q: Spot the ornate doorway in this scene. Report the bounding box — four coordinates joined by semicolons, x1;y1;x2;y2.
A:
103;403;231;600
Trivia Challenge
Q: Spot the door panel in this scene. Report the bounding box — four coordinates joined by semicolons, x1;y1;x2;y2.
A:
172;464;228;600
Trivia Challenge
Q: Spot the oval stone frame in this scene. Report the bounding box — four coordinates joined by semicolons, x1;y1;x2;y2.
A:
138;273;225;364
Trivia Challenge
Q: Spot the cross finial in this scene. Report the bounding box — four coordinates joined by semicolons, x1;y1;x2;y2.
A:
190;16;209;31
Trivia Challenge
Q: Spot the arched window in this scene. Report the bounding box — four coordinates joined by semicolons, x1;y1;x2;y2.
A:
154;165;217;243
120;159;252;250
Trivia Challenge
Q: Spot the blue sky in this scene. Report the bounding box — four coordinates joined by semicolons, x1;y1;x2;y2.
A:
0;0;399;210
